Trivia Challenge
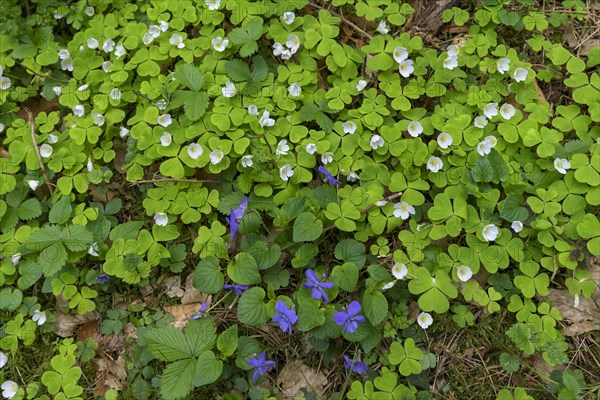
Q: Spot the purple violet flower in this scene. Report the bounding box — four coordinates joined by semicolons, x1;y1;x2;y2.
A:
344;355;369;376
96;273;110;284
272;300;298;334
303;269;334;303
225;196;249;241
334;301;365;334
223;284;249;296
247;351;276;382
191;301;209;319
318;166;341;185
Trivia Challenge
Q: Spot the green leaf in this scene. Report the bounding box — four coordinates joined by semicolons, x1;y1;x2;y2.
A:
229;19;263;57
194;351;223;386
217;325;238;357
228;252;261;285
39;242;67;276
331;262;359;292
471;157;495;182
144;326;194;362
362;290;388;326
224;59;252;81
193;256;224;294
186;318;217;356
500;194;529;222
293;212;323;242
237;287;269;326
110;221;144;240
160;358;196;400
297;298;326;331
61;225;94;251
17;198;42;220
49;197;72;224
247;241;281;270
173;63;204;92
18;262;42;290
335;239;366;267
0;288;23;311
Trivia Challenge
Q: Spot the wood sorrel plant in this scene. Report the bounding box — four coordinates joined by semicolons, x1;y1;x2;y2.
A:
0;0;598;398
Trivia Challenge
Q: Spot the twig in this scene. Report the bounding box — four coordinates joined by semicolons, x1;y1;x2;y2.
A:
24;108;54;196
360;191;403;214
133;91;155;102
307;2;372;40
130;178;218;186
15;61;70;84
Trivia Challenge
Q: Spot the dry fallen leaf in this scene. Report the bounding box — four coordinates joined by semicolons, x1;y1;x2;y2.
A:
163;276;185;298
92;354;127;397
547;285;600;336
164;295;210;330
277;360;327;400
54;311;101;338
181;273;203;304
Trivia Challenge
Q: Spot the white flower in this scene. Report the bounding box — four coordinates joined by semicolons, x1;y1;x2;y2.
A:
160;132;172;146
393;47;409;64
347;171;359;182
273;42;284;57
32;309;47;325
573;295;580;308
456;265;473;282
0;352;7;369
482;224;499;242
426;156;443;173
48;134;58;144
376;20;389;34
477;141;492;156
280;164;294;181
206;0;220;10
285;35;300;53
170;34;185;48
554;158;571;174
321;152;333;165
0;123;3;133
142;32;154;45
157;114;172;127
407;120;423;137
0;76;11;90
11;253;21;266
398;59;414;78
26;180;39;190
474;116;488;128
54;11;64;19
40;144;53;158
85;6;95;16
447;44;460;58
305;143;317;154
500;103;516;120
248;105;258;115
61;57;74;71
276;140;290;156
241;155;253;168
497;58;510;74
382;281;396;290
282;12;295;25
288;82;301;97
212;37;229;52
148;25;161;38
159;20;169;32
1;380;18;399
188;143;203;159
393;201;415;220
87;38;99;49
102;61;113;73
87;156;94;172
443;56;458;70
370;134;384;150
259;110;275;127
52;86;62;96
392;263;408;280
483;102;498;119
119;126;129;138
417;312;433;329
58;49;70;60
88;242;99;256
511;221;523;233
513;68;528;82
154;212;168;226
77;84;89;92
156;100;167;110
222;82;236;98
92;113;105;126
114;45;126;58
343;121;357;134
209;149;224;164
375;200;387;207
437;132;452;149
484;135;498;149
102;39;115;53
356;79;368;91
109;88;121;100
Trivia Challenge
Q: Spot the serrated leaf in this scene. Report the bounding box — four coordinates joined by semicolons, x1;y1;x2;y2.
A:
186;319;217;356
173;63;204;92
39;242;67;276
24;225;62;249
17;198;42;220
171;90;209;121
225;59;252;81
229;19;263;57
193;256;224;294
160;358;195;400
61;225;94;251
144;326;194;362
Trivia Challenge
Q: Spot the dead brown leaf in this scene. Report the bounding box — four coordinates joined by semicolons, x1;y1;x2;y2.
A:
181;274;203;304
54;311;101;338
164;298;210;330
163;276;185;298
547;286;600;336
277;360;327;400
92;354;127;397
